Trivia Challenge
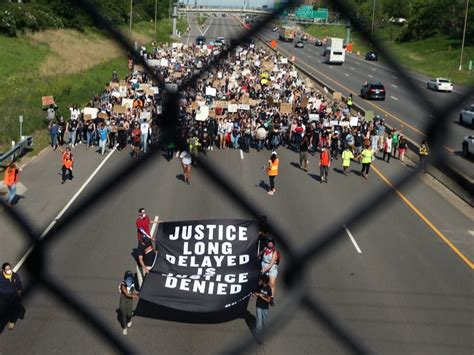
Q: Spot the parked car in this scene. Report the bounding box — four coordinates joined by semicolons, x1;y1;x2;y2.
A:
360;82;386;100
365;51;378;61
196;36;206;45
427;78;453;92
462;135;474;157
459;105;474;127
301;34;308;41
295;40;304;48
314;38;323;46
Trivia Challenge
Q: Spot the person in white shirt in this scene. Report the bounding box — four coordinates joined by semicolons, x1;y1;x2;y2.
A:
140;119;150;154
180;150;192;185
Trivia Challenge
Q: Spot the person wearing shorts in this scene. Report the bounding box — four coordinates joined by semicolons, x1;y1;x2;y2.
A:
180;150;192;184
260;238;279;303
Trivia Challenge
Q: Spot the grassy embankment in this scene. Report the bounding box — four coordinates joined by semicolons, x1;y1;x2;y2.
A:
303;24;474;86
0;18;187;159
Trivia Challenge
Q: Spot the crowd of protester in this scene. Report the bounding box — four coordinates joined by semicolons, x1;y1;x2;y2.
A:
43;38;416;180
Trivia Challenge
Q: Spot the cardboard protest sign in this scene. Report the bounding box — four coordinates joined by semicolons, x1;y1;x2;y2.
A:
83;114;92;121
110;82;119;89
42;96;55;107
262;61;273;71
113;105;126;114
135;220;259;321
333;92;342;101
97;112;108;120
213;101;228;109
135;64;145;72
280;103;292;114
301;96;309;108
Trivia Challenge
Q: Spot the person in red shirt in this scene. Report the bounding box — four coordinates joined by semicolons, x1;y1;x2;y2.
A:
319;145;331;183
135;208;159;245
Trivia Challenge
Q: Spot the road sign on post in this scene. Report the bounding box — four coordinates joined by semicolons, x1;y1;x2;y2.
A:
19;115;23;139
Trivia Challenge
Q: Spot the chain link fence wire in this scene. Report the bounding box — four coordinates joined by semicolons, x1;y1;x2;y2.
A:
1;0;473;353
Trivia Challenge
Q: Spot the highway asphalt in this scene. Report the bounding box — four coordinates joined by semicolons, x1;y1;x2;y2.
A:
253;24;474;183
1;16;473;355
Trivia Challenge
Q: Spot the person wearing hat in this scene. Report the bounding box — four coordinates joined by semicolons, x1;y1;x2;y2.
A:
265;151;279;195
136;236;158;287
118;271;139;335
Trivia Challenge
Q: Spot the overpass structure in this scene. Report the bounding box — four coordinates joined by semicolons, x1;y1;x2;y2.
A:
178;6;271;16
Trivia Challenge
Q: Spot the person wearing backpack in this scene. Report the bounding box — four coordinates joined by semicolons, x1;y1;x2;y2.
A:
118;271;139;335
260;238;279;305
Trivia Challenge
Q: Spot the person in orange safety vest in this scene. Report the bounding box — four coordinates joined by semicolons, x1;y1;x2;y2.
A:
319;145;331;183
266;151;279;195
61;147;74;184
2;162;21;207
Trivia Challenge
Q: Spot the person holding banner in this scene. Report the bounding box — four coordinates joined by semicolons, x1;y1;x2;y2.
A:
266;152;279;195
135;208;158;245
253;274;273;338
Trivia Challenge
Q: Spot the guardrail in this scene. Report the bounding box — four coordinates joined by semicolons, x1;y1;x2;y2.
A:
0;136;33;167
242;22;474;205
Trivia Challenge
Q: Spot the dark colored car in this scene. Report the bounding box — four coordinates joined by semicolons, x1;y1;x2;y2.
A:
301;34;308;41
360;82;385;100
314;38;323;46
365;51;378;61
295;40;304;48
196;36;206;45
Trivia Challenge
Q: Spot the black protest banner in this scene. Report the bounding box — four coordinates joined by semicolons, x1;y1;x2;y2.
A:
139;219;260;314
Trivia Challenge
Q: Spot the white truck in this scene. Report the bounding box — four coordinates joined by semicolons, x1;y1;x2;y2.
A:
324;37;345;64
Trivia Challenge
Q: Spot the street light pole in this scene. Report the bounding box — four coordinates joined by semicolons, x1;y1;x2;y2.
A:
154;0;158;42
129;0;133;39
459;0;470;71
370;0;376;37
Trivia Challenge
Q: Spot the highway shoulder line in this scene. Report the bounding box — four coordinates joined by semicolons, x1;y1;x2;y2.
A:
343;225;362;254
372;165;474;269
14;147;117;272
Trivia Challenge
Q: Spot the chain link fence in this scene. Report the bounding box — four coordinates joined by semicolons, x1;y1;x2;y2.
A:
1;0;473;353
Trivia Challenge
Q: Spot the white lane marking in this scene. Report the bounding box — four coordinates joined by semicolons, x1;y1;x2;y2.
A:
392;75;398;79
356;62;361;65
176;151;180;158
350;67;355;70
468;231;474;236
343;225;362;254
368;74;373;78
203;17;214;36
344;73;350;77
390;96;399;101
391;84;398;88
185;14;191;45
240;149;244;160
371;68;377;71
14;147;117;272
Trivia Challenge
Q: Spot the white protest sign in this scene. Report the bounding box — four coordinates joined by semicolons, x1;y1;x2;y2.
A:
330;120;339;127
206;87;217;97
195;105;209;121
309;114;319;122
255;60;261;67
147;59;161;67
280;57;288;64
238;104;250;110
160;58;169;67
228;104;238;113
83;107;98;119
350;116;359;127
